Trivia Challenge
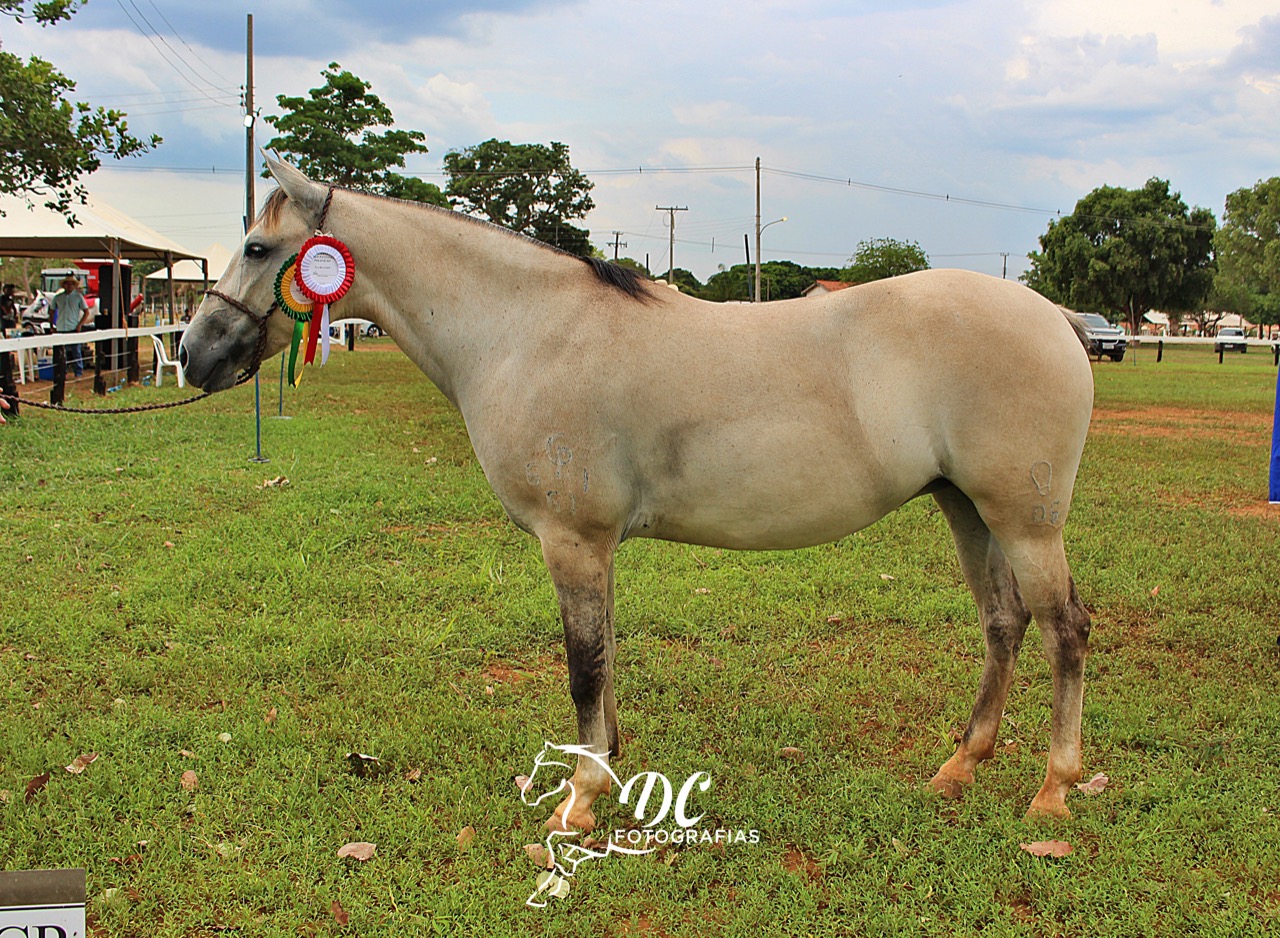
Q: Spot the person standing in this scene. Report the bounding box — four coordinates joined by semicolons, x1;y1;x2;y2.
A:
51;275;90;404
0;283;17;337
0;284;18;415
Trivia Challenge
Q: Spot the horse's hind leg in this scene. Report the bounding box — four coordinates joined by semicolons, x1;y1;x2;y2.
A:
928;485;1032;798
997;527;1092;819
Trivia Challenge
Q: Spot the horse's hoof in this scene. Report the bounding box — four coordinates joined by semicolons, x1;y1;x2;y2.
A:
546;807;596;834
1024;797;1071;821
927;768;972;800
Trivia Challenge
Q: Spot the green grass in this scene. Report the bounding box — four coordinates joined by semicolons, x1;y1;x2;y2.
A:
2;341;1279;937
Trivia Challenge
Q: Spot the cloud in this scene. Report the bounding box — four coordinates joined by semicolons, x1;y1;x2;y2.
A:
58;0;580;54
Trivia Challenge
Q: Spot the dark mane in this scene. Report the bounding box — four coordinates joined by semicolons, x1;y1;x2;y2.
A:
259;184;654;303
581;255;653;300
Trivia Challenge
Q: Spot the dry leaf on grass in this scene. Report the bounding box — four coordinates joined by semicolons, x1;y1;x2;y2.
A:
778;747;805;763
337;842;376;862
1075;772;1110;795
65;752;99;774
514;775;533;794
403;767;422;782
345;752;384;778
180;770;199;792
264;706;278;725
25;772;50;803
536;870;571;899
456;826;476;851
524;844;553;869
1019;840;1072;858
258;476;290;489
331;900;349;926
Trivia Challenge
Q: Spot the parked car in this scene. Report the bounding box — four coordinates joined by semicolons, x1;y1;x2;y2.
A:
1079;313;1127;361
1214;327;1248;354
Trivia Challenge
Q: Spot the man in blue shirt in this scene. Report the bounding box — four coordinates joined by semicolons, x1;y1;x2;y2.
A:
51;275;90;402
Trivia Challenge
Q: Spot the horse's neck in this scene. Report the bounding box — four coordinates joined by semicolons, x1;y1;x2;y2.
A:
344;197;576;407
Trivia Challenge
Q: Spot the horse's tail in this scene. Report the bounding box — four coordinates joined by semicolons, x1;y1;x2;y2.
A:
1060;306;1090;352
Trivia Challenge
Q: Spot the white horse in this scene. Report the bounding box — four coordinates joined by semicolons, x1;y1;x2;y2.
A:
181;157;1095;828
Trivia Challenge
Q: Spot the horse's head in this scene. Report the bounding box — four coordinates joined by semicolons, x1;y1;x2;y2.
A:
179;157;332;391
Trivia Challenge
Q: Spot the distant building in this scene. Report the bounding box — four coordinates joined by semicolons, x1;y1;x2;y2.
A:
801;280;856;298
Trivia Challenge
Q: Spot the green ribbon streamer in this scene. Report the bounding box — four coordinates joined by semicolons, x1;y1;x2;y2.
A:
288;320;304;386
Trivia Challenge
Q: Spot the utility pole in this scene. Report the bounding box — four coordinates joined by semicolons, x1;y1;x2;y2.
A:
1000;252;1010;280
609;231;627;261
244;14;255;235
655;205;687;285
753;158;786;302
245;13;268;464
754;157;762;304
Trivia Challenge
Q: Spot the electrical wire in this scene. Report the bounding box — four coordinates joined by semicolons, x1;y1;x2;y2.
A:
112;0;237;109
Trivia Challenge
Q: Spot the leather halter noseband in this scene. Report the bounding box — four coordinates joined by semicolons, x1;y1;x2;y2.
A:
201;185;338;384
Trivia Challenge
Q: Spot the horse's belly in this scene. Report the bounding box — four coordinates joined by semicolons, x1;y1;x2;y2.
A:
630;422;937;550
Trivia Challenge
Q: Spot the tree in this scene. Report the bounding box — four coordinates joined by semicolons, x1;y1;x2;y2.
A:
1022;178;1216;334
263;63;447;207
1214;177;1280;329
840;238;929;283
443;139;595;256
700;262;841;302
1;1;160;223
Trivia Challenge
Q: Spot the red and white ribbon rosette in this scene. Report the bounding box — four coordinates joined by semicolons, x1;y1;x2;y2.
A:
295;234;355;366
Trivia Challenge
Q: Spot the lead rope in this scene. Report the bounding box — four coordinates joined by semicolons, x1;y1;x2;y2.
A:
0;186;338;416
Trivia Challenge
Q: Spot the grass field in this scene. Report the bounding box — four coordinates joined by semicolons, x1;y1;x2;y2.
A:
2;340;1279;936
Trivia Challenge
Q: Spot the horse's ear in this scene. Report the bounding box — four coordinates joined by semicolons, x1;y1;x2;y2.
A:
262;152;327;222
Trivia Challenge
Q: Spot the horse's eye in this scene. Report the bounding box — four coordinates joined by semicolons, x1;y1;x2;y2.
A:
244;243;270;260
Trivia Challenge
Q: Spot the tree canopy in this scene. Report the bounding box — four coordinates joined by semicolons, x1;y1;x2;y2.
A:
698;261;840;301
443;139;595;256
263;63;446;207
1;1;160;223
1022;178;1216;333
840;238;929;283
1213;177;1280;327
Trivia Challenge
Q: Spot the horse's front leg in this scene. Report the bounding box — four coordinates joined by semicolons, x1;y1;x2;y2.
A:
542;532;617;833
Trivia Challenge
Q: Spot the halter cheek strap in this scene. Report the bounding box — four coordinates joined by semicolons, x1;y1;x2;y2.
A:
202;287;277;383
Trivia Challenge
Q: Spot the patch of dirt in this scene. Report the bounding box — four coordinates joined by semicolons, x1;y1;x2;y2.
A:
781;845;823;883
1089;405;1269;444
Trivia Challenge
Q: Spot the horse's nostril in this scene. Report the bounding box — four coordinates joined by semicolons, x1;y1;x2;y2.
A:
178;344;188;368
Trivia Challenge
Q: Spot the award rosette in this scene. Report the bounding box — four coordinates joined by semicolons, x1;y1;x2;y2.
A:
295;235;356;370
274;254;314;386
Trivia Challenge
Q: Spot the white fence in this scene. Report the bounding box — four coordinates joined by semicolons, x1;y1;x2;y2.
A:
0;324;186;384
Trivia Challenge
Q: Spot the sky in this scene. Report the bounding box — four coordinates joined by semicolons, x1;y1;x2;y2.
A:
3;0;1278;284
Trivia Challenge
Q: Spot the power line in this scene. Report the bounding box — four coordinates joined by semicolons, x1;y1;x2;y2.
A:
143;0;237;87
112;0;236;109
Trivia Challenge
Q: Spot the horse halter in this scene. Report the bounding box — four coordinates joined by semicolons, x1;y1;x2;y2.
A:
201;185;338;384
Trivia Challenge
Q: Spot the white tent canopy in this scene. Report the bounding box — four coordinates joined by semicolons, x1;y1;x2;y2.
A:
144;243;232;283
0;192;202;261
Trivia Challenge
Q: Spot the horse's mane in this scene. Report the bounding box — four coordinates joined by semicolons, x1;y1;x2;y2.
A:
258;186;654;303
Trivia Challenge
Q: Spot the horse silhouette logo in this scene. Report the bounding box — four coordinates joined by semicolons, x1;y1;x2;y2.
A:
517;741;657;908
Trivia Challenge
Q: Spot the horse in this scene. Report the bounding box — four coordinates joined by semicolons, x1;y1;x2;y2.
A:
180;157;1095;829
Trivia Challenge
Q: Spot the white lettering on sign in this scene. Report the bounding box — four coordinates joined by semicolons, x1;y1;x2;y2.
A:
0;906;85;937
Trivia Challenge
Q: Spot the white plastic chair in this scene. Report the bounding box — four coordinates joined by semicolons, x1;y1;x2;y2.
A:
151;334;185;387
